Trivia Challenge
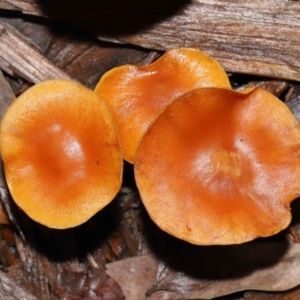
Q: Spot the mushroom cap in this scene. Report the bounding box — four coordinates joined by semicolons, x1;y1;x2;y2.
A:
95;48;231;163
134;87;300;245
0;80;122;229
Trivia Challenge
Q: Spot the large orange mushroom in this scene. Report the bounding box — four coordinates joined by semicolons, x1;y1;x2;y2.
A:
135;87;300;245
0;80;122;229
95;48;231;163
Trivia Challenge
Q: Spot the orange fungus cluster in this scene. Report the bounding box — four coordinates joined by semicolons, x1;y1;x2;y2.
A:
1;48;300;245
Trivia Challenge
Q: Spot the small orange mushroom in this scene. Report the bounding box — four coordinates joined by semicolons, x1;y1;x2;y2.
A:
0;80;122;229
135;87;300;245
95;48;231;163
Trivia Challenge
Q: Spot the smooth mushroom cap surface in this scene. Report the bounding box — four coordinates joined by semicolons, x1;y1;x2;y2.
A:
134;87;300;245
0;80;123;229
95;48;231;163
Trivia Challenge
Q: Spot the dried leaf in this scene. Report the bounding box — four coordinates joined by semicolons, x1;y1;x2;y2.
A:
107;242;300;300
107;254;157;300
244;289;300;300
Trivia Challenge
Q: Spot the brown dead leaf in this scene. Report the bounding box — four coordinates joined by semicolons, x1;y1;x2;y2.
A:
244;289;300;300
44;262;125;300
107;254;157;300
107;242;300;300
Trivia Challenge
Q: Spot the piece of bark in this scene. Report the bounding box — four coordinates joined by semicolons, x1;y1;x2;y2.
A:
1;0;300;81
0;269;38;300
0;69;15;118
0;70;15;189
0;20;71;83
107;242;300;300
0;15;54;54
10;235;52;300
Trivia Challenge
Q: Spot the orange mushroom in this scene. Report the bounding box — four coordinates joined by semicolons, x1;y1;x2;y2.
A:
0;80;122;229
95;48;231;163
135;87;300;245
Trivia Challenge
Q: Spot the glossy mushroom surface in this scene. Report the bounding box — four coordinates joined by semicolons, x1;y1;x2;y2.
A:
0;80;122;229
135;87;300;245
95;48;231;163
